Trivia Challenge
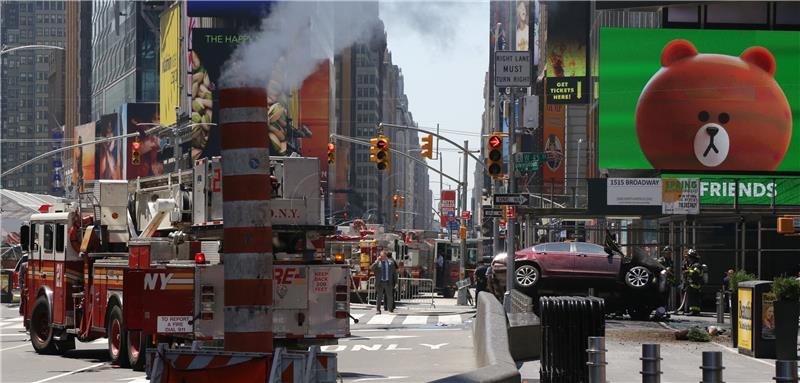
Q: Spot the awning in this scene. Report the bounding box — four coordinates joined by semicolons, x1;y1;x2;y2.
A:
0;189;61;221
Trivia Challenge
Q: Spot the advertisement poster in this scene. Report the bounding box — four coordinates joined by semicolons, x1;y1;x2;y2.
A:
124;103;165;179
545;1;589;103
298;61;332;183
514;1;530;52
599;28;800;173
440;190;456;228
190;28;246;161
160;3;181;127
95;113;122;180
662;175;800;206
542;101;565;192
73;122;96;186
762;293;775;340
738;288;753;351
607;178;662;206
662;178;700;214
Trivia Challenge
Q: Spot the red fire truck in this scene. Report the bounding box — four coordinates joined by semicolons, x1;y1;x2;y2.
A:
18;157;348;373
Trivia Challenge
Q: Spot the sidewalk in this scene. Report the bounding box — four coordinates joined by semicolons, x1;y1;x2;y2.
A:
520;315;776;382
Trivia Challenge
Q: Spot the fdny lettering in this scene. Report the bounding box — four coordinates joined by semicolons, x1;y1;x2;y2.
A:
144;273;174;290
274;268;301;284
271;208;300;219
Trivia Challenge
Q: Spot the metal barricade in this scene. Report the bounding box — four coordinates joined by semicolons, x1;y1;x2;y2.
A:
540;296;606;383
510;289;534;313
366;277;436;309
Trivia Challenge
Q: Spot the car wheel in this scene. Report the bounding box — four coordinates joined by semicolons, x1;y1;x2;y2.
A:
514;264;540;293
108;305;130;367
127;330;151;371
625;266;652;290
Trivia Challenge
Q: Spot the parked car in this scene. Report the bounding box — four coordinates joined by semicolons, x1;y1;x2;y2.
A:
491;241;666;320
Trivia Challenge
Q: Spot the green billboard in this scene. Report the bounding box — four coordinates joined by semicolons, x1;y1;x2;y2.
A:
599;28;800;172
663;175;800;206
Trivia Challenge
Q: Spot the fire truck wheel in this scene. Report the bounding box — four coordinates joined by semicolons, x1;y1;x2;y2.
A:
31;296;59;354
127;330;150;371
107;306;130;367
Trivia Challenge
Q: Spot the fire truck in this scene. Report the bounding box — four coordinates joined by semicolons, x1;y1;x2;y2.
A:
18;156;348;374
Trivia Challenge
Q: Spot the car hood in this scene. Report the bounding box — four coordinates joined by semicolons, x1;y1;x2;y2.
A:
631;247;663;270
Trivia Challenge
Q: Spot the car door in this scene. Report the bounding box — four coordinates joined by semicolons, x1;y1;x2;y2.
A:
574;242;619;279
536;242;575;277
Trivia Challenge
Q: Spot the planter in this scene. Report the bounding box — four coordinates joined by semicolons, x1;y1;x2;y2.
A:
774;300;799;360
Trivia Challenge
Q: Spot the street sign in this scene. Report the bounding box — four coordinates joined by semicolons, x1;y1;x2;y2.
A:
461;211;471;220
505;206;516;219
493;193;530;206
494;51;532;88
483;208;503;218
448;220;459;230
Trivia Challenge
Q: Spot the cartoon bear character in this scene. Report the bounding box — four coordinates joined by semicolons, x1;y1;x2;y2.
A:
635;39;792;171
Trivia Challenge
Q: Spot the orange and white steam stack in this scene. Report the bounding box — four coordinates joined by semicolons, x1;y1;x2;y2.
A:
219;87;273;352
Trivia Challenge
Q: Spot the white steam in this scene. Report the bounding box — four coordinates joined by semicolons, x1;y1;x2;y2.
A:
220;1;382;89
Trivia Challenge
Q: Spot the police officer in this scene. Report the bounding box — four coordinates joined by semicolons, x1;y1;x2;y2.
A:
683;248;706;316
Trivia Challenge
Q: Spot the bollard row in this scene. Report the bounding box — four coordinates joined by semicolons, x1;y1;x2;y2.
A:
595;342;800;383
539;296;605;383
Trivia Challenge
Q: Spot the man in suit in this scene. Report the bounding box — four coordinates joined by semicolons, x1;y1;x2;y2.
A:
371;251;398;314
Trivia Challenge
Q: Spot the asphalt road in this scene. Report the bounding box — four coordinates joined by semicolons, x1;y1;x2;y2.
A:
1;303;475;382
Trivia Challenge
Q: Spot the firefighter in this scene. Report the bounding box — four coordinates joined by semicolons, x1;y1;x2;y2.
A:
654;246;675;320
683;248;706;316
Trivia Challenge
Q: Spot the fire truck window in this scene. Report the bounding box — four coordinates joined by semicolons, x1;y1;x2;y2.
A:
55;224;65;253
30;224;38;251
273;232;306;254
43;225;54;252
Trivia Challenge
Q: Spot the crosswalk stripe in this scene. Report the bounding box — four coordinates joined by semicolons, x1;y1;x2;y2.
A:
402;315;428;325
366;314;396;325
1;317;24;322
92;339;107;344
349;313;365;324
436;315;462;325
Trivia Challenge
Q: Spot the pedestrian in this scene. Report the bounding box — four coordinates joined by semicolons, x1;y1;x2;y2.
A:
371;251;398;314
655;246;675;319
385;253;400;311
474;256;491;308
435;253;445;288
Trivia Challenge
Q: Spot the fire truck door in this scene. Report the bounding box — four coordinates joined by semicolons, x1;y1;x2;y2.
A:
38;225;56;304
51;224;66;325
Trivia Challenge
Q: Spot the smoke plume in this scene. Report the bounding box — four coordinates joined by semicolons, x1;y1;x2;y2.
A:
220;1;382;89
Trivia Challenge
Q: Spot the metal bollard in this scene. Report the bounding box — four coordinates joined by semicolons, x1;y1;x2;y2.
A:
641;344;662;383
587;336;607;383
775;360;799;383
716;291;725;323
700;351;725;383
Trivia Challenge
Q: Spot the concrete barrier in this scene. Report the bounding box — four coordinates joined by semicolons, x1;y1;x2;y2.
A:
431;292;521;383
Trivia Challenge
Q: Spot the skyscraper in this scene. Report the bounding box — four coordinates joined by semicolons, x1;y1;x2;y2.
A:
1;0;66;194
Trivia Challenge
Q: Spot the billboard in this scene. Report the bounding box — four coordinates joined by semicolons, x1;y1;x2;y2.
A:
72;122;96;186
663;174;800;206
542;102;565;191
599;28;800;173
123;103;165;179
190;28;248;161
440;190;457;228
544;1;589;103
298;61;332;183
95;113;122;180
160;3;181;127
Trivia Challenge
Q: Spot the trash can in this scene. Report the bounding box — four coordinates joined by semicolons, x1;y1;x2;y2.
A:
539;296;605;383
737;280;775;359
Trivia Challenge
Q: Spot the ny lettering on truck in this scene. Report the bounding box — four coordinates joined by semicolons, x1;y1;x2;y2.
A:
143;272;194;290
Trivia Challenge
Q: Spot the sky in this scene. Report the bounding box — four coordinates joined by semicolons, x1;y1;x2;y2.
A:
379;1;489;214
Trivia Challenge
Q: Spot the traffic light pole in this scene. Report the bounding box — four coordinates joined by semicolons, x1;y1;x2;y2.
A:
330;134;463;187
378;123;487;172
504;90;517;312
457;140;469;306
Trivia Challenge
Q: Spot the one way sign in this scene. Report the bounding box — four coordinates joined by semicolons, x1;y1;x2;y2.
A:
493;193;531;206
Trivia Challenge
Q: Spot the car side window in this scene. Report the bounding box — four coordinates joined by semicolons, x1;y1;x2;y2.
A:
532;244;546;252
545;243;571;252
575;243;605;254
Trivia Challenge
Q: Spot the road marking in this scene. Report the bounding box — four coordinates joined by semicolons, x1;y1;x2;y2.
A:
420;343;448;350
712;341;776;368
92;339;107;344
352;376;408;382
0;343;30;352
367;314;395;325
0;333;28;337
350;313;365;324
402;315;428;325
435;315;462;325
31;362;105;383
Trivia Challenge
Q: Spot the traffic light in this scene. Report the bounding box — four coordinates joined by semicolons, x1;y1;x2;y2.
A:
487;133;503;178
131;137;141;165
327;143;336;164
370;135;390;172
420;134;433;159
392;194;400;208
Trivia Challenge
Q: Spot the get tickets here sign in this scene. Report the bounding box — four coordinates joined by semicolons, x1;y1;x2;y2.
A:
738;288;753;351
